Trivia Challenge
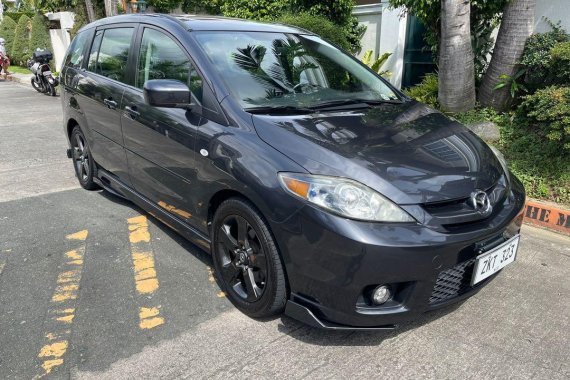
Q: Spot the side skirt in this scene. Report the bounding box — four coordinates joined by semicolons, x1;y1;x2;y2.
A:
96;167;212;253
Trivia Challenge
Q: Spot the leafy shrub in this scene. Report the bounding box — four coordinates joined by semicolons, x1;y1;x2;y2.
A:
2;12;35;23
275;12;351;51
146;0;182;13
520;22;569;90
70;3;88;39
453;107;503;125
0;16;17;56
499;112;570;205
29;14;52;54
11;14;32;66
289;0;365;53
550;41;570;85
404;73;439;108
221;0;289;21
518;86;570;150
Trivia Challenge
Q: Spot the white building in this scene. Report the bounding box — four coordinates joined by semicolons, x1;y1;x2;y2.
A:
354;0;570;89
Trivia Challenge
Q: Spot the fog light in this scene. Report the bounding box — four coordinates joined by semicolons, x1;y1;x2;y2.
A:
372;285;391;305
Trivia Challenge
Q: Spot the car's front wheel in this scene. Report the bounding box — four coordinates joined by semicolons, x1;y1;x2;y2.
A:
70;126;98;190
212;198;288;318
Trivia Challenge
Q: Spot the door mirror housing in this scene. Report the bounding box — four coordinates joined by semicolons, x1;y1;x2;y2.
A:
143;79;196;109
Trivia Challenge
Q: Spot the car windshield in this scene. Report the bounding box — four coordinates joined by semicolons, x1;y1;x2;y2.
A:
193;31;399;110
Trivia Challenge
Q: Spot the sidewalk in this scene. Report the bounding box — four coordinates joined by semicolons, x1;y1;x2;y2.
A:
3;72;33;85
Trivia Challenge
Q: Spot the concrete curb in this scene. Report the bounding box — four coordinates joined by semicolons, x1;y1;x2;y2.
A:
523;199;570;236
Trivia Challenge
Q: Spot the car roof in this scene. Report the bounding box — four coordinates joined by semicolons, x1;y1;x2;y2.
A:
79;13;312;35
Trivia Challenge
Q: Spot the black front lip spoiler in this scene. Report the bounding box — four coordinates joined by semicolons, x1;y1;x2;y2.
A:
285;300;397;331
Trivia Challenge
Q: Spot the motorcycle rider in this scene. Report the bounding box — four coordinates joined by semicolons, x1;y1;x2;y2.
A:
0;37;10;77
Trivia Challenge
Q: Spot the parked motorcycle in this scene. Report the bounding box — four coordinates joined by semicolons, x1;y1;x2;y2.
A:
28;49;58;96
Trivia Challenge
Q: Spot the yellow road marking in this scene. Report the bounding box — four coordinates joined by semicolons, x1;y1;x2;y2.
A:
139;306;165;329
128;215;165;330
41;359;64;374
66;230;88;241
35;230;88;378
216;291;226;298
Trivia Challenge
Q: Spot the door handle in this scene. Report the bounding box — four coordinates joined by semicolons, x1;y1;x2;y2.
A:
125;105;140;119
104;98;118;110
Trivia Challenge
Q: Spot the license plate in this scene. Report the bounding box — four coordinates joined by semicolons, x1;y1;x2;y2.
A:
471;235;520;285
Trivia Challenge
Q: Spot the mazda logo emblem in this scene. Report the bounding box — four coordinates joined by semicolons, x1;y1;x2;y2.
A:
469;190;492;215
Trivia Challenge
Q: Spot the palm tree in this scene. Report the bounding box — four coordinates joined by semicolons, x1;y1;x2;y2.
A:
478;0;536;111
438;0;476;112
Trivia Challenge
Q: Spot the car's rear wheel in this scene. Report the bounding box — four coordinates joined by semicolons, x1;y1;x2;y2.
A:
70;126;98;190
212;198;287;318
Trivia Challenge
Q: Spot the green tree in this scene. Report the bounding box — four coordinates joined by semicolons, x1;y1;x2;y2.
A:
28;13;52;53
275;12;351;51
146;0;181;13
11;14;32;66
288;0;364;53
478;0;536;111
0;16;17;56
220;0;288;21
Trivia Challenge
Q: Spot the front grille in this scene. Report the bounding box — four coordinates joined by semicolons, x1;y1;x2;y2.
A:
429;258;478;304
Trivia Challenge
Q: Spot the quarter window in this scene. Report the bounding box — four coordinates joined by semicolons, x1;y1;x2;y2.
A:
64;31;89;68
88;27;134;83
136;28;203;102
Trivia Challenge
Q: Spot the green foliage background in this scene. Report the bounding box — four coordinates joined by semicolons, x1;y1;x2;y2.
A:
0;16;17;56
275;12;351;51
28;13;52;53
388;0;509;79
11;14;32;66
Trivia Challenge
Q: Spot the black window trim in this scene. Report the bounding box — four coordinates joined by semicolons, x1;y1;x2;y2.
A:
83;23;140;87
128;23;225;123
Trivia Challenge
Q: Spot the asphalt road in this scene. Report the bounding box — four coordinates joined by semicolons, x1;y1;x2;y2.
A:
1;80;569;380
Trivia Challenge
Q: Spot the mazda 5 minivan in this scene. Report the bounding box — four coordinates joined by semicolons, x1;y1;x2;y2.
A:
61;14;525;329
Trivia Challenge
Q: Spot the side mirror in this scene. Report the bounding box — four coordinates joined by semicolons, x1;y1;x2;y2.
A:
143;79;194;109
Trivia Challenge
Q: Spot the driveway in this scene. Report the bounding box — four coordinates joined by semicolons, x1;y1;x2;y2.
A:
0;81;569;379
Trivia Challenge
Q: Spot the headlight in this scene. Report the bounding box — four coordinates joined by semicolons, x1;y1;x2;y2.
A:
278;173;415;222
490;146;510;180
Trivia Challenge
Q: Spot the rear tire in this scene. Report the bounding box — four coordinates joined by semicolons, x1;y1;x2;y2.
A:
70;126;99;190
48;82;56;96
212;198;288;318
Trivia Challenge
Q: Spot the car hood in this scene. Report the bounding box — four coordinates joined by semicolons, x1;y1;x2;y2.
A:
251;101;502;204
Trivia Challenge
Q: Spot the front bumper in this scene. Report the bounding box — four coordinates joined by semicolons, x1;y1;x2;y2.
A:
272;175;526;329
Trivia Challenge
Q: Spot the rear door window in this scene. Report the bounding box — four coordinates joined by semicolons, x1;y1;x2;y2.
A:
88;27;135;83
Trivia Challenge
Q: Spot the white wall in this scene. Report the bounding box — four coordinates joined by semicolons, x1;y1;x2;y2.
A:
534;0;570;33
46;12;74;71
353;2;407;89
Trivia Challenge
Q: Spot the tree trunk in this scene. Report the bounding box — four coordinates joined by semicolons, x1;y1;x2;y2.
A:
438;0;476;113
105;0;118;17
478;0;536;111
85;0;96;23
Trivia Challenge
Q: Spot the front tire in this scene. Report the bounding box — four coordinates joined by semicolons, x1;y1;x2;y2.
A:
31;77;43;93
70;126;98;190
212;198;288;318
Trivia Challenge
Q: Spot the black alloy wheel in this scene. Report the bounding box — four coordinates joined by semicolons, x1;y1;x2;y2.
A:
212;198;287;318
70;126;98;190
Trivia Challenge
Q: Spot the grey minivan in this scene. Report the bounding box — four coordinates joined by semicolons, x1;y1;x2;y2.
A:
61;14;525;330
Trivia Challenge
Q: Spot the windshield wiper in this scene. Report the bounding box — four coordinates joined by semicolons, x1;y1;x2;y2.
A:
244;105;314;115
310;98;403;110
